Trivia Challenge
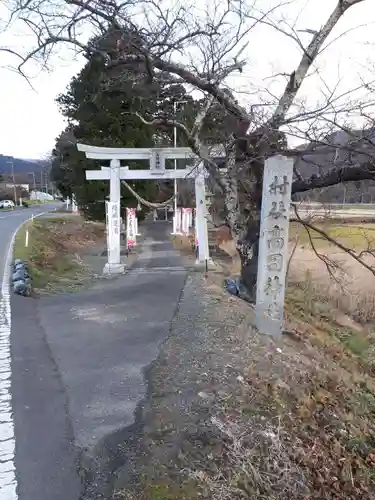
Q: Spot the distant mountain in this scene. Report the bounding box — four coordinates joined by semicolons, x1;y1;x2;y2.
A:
0;155;50;174
0;154;51;187
294;127;375;203
22;159;40;164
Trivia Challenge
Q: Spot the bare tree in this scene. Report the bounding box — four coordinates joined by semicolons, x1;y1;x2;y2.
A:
3;0;374;298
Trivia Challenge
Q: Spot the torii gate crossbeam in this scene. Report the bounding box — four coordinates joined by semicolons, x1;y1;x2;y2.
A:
78;143;225;274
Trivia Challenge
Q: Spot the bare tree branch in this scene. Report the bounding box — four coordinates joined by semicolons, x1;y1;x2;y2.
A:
3;0;375;293
133;98;228;194
291;160;375;193
268;0;366;130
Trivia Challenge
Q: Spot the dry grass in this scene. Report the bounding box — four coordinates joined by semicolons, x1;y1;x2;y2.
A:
289;270;375;324
14;216;105;292
158;221;375;499
171;234;196;254
288;241;375;324
187;278;375;499
290;221;375;250
115;267;375;499
171;228;242;276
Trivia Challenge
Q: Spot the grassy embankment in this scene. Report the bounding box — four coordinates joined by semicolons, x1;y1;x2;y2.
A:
143;221;375;500
26;199;49;205
13;215;104;293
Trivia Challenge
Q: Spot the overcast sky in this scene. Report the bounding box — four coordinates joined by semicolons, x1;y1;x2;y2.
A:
0;0;374;159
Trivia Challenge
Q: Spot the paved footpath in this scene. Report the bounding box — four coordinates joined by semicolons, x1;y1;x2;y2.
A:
8;221;187;500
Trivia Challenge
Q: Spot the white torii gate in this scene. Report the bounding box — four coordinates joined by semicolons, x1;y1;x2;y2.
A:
78;144;223;274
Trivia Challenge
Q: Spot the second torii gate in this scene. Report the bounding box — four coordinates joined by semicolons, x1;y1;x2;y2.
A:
78;144;223;274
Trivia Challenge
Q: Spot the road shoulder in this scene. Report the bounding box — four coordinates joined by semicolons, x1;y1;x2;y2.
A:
10;294;82;500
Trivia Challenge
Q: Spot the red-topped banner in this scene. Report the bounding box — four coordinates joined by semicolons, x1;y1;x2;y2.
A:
126;208;137;248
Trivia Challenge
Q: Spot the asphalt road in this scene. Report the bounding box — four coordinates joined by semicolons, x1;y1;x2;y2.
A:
0;203;62;500
9;221;187;500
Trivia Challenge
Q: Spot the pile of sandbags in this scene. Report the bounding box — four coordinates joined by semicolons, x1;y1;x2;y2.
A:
12;259;31;296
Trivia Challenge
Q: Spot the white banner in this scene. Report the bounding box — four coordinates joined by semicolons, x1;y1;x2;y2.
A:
193;208;199;247
135;215;141;235
172;208;182;234
106;201;121;260
72;194;78;213
105;201;109;236
182;208;192;234
188;209;193;228
126;208;137;248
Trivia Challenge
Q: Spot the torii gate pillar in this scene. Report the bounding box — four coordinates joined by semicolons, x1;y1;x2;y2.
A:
109;159;121;206
104;159;124;274
194;167;210;264
79;144;218;272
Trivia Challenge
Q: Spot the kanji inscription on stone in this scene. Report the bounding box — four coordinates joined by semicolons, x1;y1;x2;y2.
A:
255;155;294;336
266;302;283;321
111;204;120;235
267;225;284;251
264;275;283;301
268;201;287;219
269;175;290;195
267;253;283;272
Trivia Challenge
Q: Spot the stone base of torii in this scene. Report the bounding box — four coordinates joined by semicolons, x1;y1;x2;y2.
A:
79;143;222;274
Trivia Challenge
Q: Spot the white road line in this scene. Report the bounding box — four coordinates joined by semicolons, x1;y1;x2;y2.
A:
0;238;18;499
0;212;45;499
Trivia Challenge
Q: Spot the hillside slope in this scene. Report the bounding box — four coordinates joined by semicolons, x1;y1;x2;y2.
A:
0;154;50;187
0;154;49;175
294;127;375;203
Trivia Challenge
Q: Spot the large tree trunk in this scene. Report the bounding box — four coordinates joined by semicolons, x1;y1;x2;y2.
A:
229;151;264;302
237;181;263;302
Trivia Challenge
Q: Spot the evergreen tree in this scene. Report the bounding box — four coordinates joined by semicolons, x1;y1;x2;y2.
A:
51;30;196;220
